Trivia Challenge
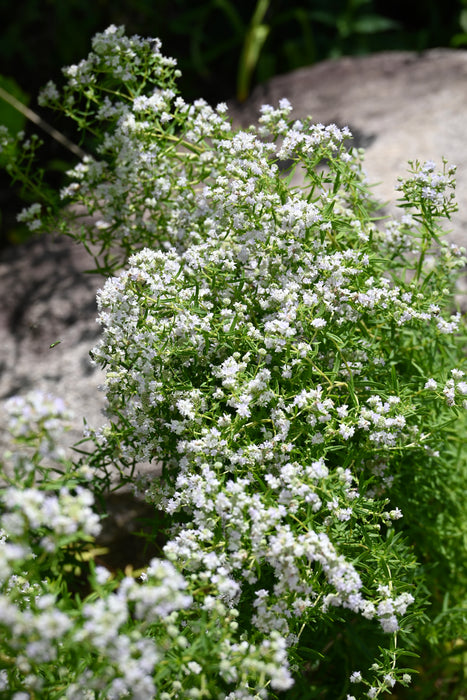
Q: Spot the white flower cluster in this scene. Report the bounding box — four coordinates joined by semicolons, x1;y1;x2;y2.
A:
40;24;177;95
1;459;211;699
2;391;76;486
0;124;14;155
425;368;467;407
80;54;457;661
0;548;192;698
1;413;295;698
2;485;100;548
4;26;465;698
66;559;192;699
397;159;457;215
16;202;42;231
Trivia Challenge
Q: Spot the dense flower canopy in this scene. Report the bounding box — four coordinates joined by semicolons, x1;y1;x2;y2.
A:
0;25;466;700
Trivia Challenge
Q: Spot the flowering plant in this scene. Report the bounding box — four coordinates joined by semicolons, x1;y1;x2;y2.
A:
1;26;466;699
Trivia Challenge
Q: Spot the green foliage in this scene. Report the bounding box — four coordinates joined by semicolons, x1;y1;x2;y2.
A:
0;76;28;137
451;0;467;45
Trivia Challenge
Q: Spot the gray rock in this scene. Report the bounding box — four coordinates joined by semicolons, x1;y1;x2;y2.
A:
0;232;106;453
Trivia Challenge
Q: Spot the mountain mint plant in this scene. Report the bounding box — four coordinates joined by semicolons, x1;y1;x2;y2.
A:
1;25;466;699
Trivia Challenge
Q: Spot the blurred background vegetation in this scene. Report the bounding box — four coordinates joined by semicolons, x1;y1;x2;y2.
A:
1;0;467;247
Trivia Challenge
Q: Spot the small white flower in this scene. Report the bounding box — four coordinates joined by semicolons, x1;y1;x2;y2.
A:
176;398;196;420
350;671;362;683
187;661;203;675
389;507;403;520
95;566;111;585
339;424;355;440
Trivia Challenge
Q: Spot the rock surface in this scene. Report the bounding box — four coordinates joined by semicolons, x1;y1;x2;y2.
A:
0;233;106;452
